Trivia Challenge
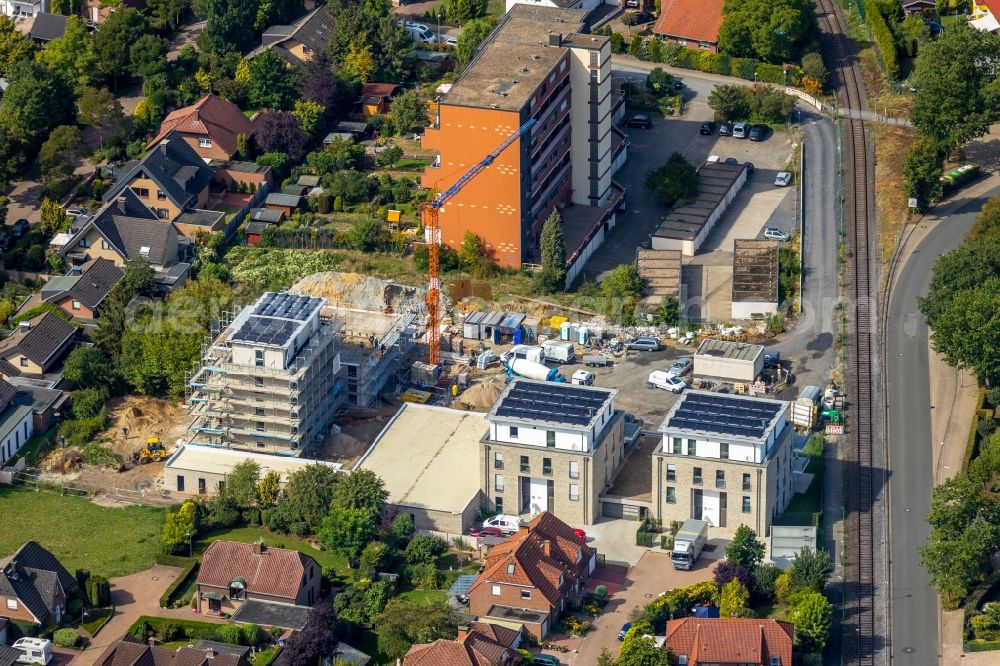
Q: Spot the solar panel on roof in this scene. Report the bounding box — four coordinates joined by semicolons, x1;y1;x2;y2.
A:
495;381;612;427
667;392;783;439
231;315;299;346
252;293;320;320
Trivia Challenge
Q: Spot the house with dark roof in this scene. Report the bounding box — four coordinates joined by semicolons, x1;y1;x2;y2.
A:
28;11;67;43
147;95;257;161
0;379;33;466
94;638;251;666
404;622;524;665
58;188;190;290
664;617;794;666
0;541;77;626
38;258;124;322
195;540;321;616
503;0;603;15
468;512;596;639
104;133;214;223
653;0;726;53
249;5;334;67
0;644;19;666
0;313;75;379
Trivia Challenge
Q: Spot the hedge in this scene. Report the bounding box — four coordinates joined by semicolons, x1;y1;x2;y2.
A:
128;616;226;642
159;559;200;608
863;0;900;80
156;553;198;567
964;388;988;472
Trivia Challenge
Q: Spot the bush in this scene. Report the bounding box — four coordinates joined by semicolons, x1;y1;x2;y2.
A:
333;195;344;212
753;563;784;603
53;628;79;648
159;560;199;608
67;598;84;615
215;623;245;645
864;0;900;80
646;152;698;207
58;410;109;447
87;576;110;607
81;443;121;469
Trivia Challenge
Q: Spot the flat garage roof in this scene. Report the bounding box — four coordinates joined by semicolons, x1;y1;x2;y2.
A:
355;403;486;514
165;445;342;483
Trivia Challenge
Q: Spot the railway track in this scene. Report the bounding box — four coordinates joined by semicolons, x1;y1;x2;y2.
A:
812;1;886;665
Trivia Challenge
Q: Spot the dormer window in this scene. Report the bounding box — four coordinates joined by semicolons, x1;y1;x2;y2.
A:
228;577;246;601
139;246;150;258
506;562;515;575
199;138;213;148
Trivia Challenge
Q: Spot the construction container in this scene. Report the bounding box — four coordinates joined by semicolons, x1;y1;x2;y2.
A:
550;315;568;330
542;340;576;364
522;316;540;341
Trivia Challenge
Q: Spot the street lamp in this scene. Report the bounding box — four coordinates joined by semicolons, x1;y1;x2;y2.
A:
187;529;195;557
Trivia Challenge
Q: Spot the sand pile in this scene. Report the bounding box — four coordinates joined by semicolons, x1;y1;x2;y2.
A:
291;272;427;312
455;379;505;412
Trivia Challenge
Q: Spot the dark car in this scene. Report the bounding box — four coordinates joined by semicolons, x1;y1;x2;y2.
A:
618;622;633;641
625;114;652;129
748;124;770;142
12;218;29;237
724;157;739;165
631;10;654;23
700;121;715;135
674;79;684;90
718;122;733;137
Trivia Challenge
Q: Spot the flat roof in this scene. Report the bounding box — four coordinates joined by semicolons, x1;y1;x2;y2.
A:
228;599;311;630
659;390;787;441
637;248;682;304
733;240;779;303
355;404;485;513
442;5;596;112
488;379;616;430
653;162;745;241
227;292;325;349
695;338;764;362
165;445;341;481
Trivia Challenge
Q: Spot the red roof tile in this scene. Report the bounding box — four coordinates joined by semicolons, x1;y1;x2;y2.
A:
146;95;255;157
403;622;523;666
197;541;314;600
653;0;726;45
665;617;794;666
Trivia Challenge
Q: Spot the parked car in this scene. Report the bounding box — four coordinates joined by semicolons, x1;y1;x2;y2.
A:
700;121;715;135
764;227;791;242
732;122;749;139
469;526;503;538
482;514;521;535
12;218;29;237
774;171;793;187
573;528;587;542
626;336;660;352
744;161;755;173
668;356;693;377
65;207;88;217
718;122;733;136
748;124;770;141
631;10;654;23
649;370;686;393
444;35;458;46
625;0;640;6
408;25;436;43
531;656;561;666
625;114;652;129
724;157;739;165
618;622;633;641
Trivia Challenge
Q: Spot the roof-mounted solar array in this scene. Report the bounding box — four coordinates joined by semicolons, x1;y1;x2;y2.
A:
251;292;322;321
667;392;783;439
230;316;299;347
494;381;612;427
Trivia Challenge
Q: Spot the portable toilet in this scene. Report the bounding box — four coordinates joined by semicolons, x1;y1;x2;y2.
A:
513;328;524;344
560;322;572;340
578;327;589;345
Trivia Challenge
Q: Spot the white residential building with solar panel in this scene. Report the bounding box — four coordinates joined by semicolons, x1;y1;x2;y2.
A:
186;292;344;457
652;390;795;539
482;379;626;526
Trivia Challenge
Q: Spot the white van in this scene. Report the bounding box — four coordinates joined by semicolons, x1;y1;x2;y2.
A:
482;514;522;535
13;638;52;665
649;370;685;393
501;345;545;364
407;25;436;43
572;370;595;386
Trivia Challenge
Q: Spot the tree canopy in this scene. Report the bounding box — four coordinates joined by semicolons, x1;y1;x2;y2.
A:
726;525;766;570
456;16;496;65
717;0;818;64
646;152;698;207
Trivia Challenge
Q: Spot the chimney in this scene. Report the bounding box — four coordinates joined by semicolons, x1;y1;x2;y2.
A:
159;139;169;155
18;321;30;331
193;108;200;123
116;196;127;213
542;540;551;558
148;638;155;647
456;625;469;641
548;33;562;47
254;539;266;555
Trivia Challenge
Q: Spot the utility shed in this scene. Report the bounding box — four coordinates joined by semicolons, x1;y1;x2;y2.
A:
356;403;487;535
652;162;747;256
693;338;764;383
637;248;683;310
731;239;780;320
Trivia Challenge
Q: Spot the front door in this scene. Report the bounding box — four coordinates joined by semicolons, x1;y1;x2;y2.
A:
528;477;547;515
208;597;221;613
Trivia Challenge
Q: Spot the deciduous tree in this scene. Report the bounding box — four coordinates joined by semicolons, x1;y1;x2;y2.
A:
789;547;833;593
35;16;95;87
78;87;126;147
0;61;74;152
717;0;818;64
726;525;766;570
645;152;698;207
373;599;457;660
62;346;115;390
38;125;84;186
903;136;943;213
389;89;427;136
283;463;339;531
281;603;341;666
455;16;495;65
331;468;388;518
161;501;199;554
93;8;149;84
203;0;259;53
788;590;833;653
0;16;33;79
255;111;307;161
256;470;281;509
248;50;299;110
224;459;261;508
319;506;377;567
720;578;750;617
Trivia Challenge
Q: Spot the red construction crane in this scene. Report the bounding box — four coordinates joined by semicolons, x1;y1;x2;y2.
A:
421;118;537;367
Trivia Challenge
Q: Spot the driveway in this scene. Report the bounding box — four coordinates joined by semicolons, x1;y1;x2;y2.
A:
4;180;45;224
168;20;207;61
554;551;718;665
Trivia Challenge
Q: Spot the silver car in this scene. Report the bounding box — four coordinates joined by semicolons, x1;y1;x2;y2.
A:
774;171;792;187
764;227;791;242
626;336;660;352
668;356;693;377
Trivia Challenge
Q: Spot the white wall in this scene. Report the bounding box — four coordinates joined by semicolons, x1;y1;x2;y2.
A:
491;400;615;451
701;489;722;527
651;235;695;256
662;434;763;463
568;40;612;206
732;300;778;320
0;411;33;467
504;0;601;14
2;0;48;18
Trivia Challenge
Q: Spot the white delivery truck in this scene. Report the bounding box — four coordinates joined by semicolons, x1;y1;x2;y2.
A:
671;519;708;570
541;339;576;364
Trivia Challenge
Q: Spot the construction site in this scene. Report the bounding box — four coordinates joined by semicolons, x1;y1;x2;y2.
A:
731;240;781;320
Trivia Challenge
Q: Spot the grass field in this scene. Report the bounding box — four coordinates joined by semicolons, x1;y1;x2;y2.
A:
0;486;165;578
194;526;351;578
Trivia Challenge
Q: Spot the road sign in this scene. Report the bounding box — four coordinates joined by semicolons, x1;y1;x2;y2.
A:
908;197;918;209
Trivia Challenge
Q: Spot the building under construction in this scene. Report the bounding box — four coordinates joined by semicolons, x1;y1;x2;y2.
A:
186;292;344;456
330;306;417;408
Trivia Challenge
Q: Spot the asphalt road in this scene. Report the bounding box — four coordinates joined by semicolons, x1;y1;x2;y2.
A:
887;187;998;665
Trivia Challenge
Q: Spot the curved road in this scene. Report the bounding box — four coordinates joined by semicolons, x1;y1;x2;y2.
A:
887;186;999;665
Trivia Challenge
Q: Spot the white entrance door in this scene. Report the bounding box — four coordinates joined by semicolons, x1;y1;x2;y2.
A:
701;490;721;527
529;477;547;515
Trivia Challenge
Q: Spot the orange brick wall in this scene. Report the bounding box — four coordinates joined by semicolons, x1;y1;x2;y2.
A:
421;107;525;268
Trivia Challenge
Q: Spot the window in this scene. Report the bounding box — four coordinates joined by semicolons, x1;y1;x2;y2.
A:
510;426;519;439
134;188;150;198
743;496;752;513
254;377;264;388
198;478;206;494
589;51;598;68
770;656;781;666
491;585;501;597
156;209;169;219
199;137;213;148
495;474;504;492
520;455;530;473
715;470;726;488
665;487;676;504
176;476;185;492
666;464;676;482
743;473;751;491
255;407;265;416
521;589;531;599
6;599;16;610
79;237;89;248
693;467;703;485
495;496;503;513
549;72;556;84
157;190;167;200
494;452;504;470
255;350;264;367
546;431;556;447
19;357;28;368
569;460;579;479
101;240;111;250
71;300;81;310
256;422;265;432
720;442;729;459
687;439;697;456
672;437;681;454
229;580;246;600
569;483;579;501
218;481;225;492
543;457;552;476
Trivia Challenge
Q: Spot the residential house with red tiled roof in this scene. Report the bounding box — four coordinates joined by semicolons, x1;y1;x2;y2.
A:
195;540;321;616
467;512;596;639
147;95;257;161
652;0;726;54
664;617;794;666
0;541;78;626
94;637;251;666
404;622;524;666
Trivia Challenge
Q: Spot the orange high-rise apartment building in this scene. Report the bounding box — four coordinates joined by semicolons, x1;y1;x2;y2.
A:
421;6;623;270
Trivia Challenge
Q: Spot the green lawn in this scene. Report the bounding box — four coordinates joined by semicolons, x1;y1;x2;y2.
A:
194;526;352;578
397;588;446;604
0;485;166;578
